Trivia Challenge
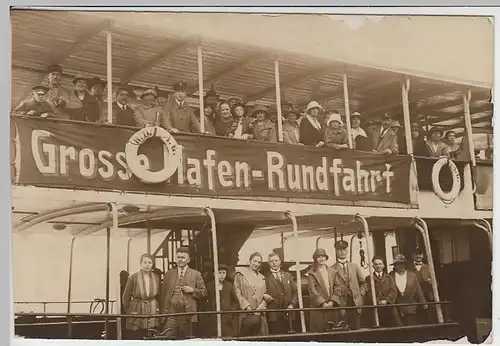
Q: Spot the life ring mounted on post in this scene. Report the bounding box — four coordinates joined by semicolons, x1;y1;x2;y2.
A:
125;126;181;184
431;158;461;204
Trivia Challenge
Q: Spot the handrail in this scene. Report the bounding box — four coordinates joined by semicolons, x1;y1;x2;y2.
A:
15;300;452;319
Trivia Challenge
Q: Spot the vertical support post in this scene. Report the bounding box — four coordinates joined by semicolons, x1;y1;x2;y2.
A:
204;208;221;338
342;72;353;149
474;219;492;251
105;227;111;339
126;238;132;272
280;232;285;259
106;31;113;124
316;236;322;250
67;237;76;314
274;59;284;142
356;214;379;327
285;211;306;333
401;76;413;155
463;89;477;166
198;44;205;133
146;223;152;254
415;217;444;323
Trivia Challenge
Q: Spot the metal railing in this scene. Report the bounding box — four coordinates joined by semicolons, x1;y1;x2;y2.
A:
15;301;453;340
14;299;117;314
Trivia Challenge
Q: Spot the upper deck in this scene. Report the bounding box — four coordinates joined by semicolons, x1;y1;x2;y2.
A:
10;10;493;219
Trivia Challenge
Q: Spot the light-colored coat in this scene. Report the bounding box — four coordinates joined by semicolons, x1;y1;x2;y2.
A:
425;140;450;158
159;267;207;323
233;267;269;336
331;262;367;313
282;122;301;144
374;126;399;154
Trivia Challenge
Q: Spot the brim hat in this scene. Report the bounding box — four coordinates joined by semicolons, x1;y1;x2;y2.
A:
140;88;157;99
284;109;300;119
252;104;270;117
172;81;188;92
391;254;408;266
72;75;88;85
444;130;456;138
47;64;63;74
306;101;323;113
154;86;170;98
88;77;106;88
411;123;421;131
312;248;329;261
116;85;133;95
351;112;361;119
32;85;49;93
390;120;402;128
176;246;190;255
334;240;349;250
326;113;343;126
429;126;443;136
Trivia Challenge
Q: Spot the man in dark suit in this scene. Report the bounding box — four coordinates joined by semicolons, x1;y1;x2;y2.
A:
389;254;427;326
365;256;401;327
409;248;435;324
264;252;298;334
160;246;207;339
111;86;137;126
331;240;367;330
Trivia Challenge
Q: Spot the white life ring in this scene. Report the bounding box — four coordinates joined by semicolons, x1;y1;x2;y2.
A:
431;158;461;203
125;126;181;184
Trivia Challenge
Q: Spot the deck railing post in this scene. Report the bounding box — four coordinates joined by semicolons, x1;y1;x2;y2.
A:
274;59;284;142
106;30;113;124
198;44;205;133
401;76;413;155
342;71;353;149
473;219;493;251
285;211;306;333
414;217;444;323
126;238;132;272
67;237;76;314
355;214;379;327
204;207;221;338
463;89;477;167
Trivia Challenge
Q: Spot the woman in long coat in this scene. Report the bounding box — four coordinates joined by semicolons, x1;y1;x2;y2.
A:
122;254;161;339
307;248;338;332
233;252;272;336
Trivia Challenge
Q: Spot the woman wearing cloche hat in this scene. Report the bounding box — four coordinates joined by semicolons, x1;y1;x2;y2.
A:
307;248;338;332
300;101;325;147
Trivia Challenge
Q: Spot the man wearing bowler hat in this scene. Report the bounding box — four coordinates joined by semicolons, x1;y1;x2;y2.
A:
14;85;55;118
161;81;201;133
160;246;207;339
331;239;367;330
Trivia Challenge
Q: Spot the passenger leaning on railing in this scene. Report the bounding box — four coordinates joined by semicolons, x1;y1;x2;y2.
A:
443;130;462;160
369;113;399;155
409;249;435;324
122;254;161;340
64;75;100;123
282;109;302;145
194;102;216;136
350;112;368;150
88;77;107;122
250;105;277;142
424;127;450;158
324;112;349;149
228;102;253;140
300;101;324;147
14;85;56;118
44;64;72;119
162;81;202;134
214;101;236;137
133;88;164;127
109;85;137;126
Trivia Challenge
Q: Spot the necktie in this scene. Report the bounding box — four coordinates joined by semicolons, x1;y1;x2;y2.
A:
274;272;281;281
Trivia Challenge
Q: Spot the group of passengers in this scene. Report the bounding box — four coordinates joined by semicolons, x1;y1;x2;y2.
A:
121;242;435;340
15;64;461;159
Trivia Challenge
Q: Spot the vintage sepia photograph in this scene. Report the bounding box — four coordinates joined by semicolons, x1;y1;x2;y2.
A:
10;8;493;343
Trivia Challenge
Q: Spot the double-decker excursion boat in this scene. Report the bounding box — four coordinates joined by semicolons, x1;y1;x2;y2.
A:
11;10;493;343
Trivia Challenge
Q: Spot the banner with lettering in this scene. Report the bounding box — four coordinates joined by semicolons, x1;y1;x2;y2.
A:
12;117;412;206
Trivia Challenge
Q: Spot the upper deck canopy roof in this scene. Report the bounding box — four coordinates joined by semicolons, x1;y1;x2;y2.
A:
11;10;493;136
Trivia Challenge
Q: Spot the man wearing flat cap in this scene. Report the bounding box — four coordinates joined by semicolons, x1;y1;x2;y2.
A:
161;81;201;134
14;85;56;118
160;246;207;338
45;64;72;119
388;254;427;326
133;88;164;127
331;239;367;330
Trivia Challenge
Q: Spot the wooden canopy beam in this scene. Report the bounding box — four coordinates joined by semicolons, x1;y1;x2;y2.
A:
120;40;190;84
16;19;113;107
439;113;492;131
244;63;340;102
187;52;270;95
